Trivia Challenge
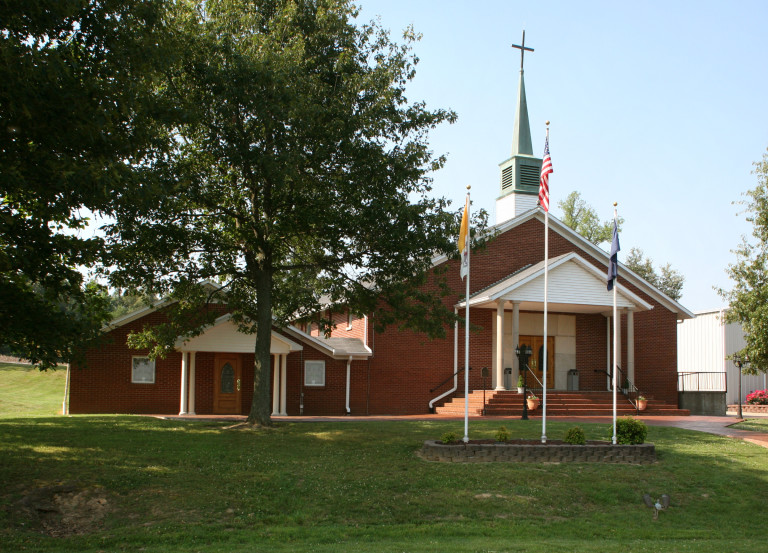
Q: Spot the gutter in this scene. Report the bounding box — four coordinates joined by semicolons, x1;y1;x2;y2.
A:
345;356;352;415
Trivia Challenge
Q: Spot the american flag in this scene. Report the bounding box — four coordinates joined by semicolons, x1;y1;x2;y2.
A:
538;136;553;211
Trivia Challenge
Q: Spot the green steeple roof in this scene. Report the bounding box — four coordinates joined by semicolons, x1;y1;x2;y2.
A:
511;70;533;156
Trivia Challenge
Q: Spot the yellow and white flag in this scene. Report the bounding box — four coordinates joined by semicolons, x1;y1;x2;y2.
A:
458;196;469;280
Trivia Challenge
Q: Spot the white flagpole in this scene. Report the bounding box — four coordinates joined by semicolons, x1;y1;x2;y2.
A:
542;208;548;443
612;203;618;445
541;125;550;444
463;187;471;443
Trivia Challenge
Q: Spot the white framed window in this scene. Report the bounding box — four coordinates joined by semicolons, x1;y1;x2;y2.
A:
304;360;325;387
132;356;156;384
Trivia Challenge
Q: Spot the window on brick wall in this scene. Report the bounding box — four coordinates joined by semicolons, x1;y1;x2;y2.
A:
304;360;325;387
132;356;156;384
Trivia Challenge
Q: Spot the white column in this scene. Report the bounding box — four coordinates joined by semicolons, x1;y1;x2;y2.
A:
179;352;189;415
617;310;623;387
495;300;507;390
188;352;196;415
606;315;612;390
627;310;635;387
271;354;280;416
280;354;288;416
512;302;520;380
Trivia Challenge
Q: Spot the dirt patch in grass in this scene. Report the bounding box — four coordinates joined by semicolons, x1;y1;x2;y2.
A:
16;481;110;537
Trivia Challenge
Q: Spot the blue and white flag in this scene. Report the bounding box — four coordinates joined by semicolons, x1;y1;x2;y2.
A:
606;217;620;290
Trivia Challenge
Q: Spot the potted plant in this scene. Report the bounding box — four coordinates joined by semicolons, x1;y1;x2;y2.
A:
621;377;629;395
527;394;540;410
637;395;647;411
517;375;524;394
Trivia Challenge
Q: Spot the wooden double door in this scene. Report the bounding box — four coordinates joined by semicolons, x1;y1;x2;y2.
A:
214;354;242;414
519;335;554;389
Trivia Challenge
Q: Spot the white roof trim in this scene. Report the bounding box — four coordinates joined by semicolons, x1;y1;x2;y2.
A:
434;207;693;320
101;280;225;331
458;251;654;312
281;325;372;360
175;313;303;354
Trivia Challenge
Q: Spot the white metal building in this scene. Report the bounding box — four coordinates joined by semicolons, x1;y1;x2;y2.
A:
677;309;767;404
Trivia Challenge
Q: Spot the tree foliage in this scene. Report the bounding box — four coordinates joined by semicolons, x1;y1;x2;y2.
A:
0;0;178;368
624;247;685;301
719;151;768;374
557;192;684;301
107;0;483;424
557;191;621;245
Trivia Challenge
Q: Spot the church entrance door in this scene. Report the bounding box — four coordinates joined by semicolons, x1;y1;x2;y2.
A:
214;354;242;414
519;335;554;389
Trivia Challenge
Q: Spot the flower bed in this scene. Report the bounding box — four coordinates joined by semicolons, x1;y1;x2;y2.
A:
419;440;656;464
746;389;768;405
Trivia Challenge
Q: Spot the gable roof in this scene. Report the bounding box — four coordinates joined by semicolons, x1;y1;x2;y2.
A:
102;281;223;331
459;252;654;314
281;326;372;360
175;314;304;354
434;207;694;320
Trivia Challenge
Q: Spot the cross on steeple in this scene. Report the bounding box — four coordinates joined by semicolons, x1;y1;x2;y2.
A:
511;30;534;71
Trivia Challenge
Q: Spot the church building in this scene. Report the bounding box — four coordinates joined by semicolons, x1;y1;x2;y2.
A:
69;37;693;417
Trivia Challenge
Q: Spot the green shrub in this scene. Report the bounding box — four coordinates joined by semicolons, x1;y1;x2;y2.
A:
616;417;647;445
564;426;586;445
440;431;458;444
495;426;511;442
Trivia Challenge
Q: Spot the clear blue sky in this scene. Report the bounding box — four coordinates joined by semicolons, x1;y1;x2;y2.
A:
356;0;768;313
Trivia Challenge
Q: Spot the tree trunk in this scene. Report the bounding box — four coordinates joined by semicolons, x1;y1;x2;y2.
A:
247;268;273;426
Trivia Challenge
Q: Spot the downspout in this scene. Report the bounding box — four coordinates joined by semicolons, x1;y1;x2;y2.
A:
299;349;304;415
62;362;70;416
345;356;352;415
429;307;459;411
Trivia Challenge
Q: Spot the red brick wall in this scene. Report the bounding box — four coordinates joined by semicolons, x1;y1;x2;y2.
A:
70;311;182;414
70;215;683;415
360;216;683;414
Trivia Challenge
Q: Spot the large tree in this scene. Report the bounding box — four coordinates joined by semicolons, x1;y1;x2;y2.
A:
0;0;178;368
557;191;684;301
718;151;768;374
557;191;621;245
624;247;684;302
107;0;482;425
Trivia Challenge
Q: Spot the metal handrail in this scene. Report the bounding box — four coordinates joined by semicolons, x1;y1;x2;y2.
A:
430;366;470;393
677;371;727;393
595;366;641;414
522;365;544;390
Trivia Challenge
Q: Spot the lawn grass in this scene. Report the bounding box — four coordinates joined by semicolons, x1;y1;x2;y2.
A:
731;417;768;432
1;415;767;552
0;362;66;417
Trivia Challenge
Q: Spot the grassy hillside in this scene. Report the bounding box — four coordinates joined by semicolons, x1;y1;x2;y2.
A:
1;416;767;552
0;363;67;417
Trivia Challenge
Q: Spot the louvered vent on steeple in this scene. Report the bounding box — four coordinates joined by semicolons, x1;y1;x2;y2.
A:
519;164;540;189
501;165;514;190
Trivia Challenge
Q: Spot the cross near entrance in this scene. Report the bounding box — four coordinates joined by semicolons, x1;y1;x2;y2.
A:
511;30;534;71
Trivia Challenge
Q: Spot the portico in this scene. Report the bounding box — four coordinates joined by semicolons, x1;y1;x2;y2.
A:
460;252;652;391
174;314;303;416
